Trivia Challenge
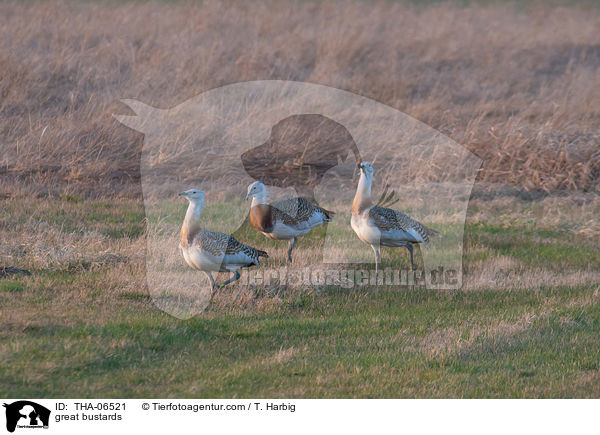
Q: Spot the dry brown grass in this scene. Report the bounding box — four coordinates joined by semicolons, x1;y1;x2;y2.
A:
0;1;599;197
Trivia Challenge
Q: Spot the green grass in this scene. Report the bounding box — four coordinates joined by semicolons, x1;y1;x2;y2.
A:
1;195;599;397
0;281;25;293
1;285;598;397
465;222;600;270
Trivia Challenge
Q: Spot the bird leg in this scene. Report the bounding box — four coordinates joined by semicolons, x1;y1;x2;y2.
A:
371;244;381;275
221;270;241;287
287;237;297;263
405;243;415;271
203;271;216;297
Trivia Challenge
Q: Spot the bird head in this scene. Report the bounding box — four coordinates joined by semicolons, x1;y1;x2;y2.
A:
179;188;205;205
358;161;374;180
246;181;266;200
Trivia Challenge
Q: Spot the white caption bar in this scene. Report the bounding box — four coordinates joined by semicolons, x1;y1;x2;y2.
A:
1;399;597;435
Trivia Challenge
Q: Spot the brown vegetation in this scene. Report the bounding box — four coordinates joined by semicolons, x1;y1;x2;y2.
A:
0;1;599;197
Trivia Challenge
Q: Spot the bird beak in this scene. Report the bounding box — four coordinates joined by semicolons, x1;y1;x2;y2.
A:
178;192;186;197
245;193;250;200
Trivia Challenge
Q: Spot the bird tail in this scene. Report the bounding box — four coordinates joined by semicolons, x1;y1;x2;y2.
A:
425;226;443;239
322;208;335;221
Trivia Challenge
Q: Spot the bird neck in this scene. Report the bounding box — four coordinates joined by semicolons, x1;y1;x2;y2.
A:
251;189;268;207
181;200;203;246
352;172;373;214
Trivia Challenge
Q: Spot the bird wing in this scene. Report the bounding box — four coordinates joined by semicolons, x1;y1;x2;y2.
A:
195;230;267;263
369;206;440;243
271;197;333;225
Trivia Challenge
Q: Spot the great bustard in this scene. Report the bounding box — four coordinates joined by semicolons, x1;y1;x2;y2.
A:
179;189;268;292
246;181;334;263
351;162;441;272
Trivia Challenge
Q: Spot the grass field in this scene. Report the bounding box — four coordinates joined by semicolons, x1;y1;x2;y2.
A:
1;193;599;397
1;0;599;398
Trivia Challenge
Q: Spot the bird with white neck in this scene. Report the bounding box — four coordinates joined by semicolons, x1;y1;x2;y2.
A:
246;181;334;263
351;162;441;272
179;188;268;293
